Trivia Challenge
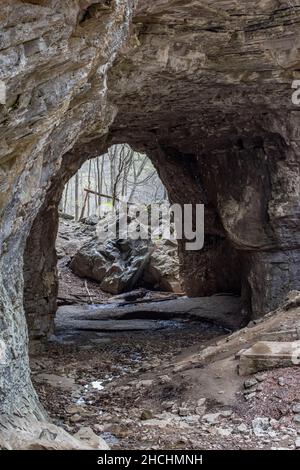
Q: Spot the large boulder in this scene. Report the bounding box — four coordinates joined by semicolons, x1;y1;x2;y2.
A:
70;237;151;295
69;230;182;294
69;209;182;294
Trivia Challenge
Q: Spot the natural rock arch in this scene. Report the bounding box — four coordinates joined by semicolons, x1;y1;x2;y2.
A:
0;0;300;436
23;138;242;342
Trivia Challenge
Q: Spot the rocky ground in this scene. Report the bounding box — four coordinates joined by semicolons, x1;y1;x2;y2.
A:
27;217;299;450
30;301;300;450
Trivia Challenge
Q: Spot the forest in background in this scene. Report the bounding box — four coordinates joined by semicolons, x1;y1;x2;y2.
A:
60;144;166;220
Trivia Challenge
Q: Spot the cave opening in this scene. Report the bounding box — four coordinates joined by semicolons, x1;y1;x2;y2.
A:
22;141;244;442
54;143;190;343
21;134;246;433
23;138;246;349
23;143;189;344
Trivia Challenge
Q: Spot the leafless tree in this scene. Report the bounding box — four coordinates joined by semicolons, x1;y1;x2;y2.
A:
60;144;166;218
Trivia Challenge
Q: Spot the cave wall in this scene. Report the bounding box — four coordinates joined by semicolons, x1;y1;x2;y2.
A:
0;0;132;422
0;0;300;430
23;142;108;342
148;146;242;298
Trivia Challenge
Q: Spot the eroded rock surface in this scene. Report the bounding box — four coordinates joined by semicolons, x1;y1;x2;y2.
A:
0;417;108;450
70;237;151;295
68;217;181;295
0;0;300;438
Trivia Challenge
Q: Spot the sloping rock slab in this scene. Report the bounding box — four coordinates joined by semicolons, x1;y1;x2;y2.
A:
70;238;151;294
56;295;243;331
169;298;300;374
239;340;300;376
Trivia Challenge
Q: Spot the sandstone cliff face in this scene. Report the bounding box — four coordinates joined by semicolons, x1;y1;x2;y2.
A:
0;0;300;430
0;0;133;424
